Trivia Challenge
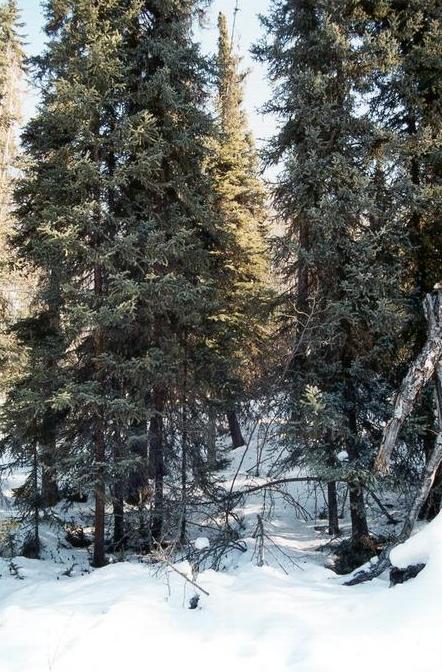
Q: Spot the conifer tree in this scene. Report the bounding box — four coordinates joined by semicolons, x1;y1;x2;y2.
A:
354;0;442;518
3;0;157;564
119;0;231;543
208;12;271;449
5;0;228;563
255;0;404;555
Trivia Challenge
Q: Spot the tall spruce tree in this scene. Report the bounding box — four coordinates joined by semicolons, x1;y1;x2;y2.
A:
255;0;404;556
115;0;229;545
4;0;229;563
208;12;271;450
3;0;160;564
353;0;442;518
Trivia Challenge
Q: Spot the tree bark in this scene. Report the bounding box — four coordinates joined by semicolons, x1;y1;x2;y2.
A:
327;481;340;536
40;442;59;508
345;295;442;585
112;436;125;550
149;389;165;543
93;418;106;567
375;290;442;474
419;462;442;521
349;482;369;540
207;405;217;470
227;408;245;448
344;381;369;542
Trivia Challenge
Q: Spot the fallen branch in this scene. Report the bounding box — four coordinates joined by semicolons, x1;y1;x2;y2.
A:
153;552;210;597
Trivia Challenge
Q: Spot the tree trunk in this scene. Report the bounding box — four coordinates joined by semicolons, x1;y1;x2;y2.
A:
227;408;245;448
40;434;59;508
93;418;106;568
180;397;187;546
419;463;442;521
345;381;369;542
327;481;340;536
345;294;442;586
375;290;442;474
207;406;217;469
112;438;125;550
149;390;164;543
349;481;369;540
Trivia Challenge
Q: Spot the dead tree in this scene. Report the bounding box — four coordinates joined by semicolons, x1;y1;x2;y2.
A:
346;286;442;586
374;288;442;474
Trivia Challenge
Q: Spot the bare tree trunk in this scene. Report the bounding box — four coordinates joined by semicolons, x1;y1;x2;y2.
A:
347;426;442;586
180;355;188;546
349;482;369;540
40;443;59;508
327;481;340;536
112;437;125;550
345;382;369;542
227;408;245;448
93;418;106;567
92;257;106;568
149;390;164;543
375;290;442;474
207;405;217;470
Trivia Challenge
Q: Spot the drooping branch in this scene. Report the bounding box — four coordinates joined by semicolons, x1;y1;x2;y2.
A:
374;287;442;474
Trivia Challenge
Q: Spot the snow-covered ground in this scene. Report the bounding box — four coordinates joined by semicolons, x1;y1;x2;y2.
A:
1;436;441;672
1;518;441;672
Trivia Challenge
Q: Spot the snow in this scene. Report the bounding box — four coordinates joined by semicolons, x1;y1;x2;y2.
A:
391;513;442;583
1;517;442;672
1;440;441;671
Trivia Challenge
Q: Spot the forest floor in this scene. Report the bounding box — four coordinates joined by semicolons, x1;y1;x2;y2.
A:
1;440;441;672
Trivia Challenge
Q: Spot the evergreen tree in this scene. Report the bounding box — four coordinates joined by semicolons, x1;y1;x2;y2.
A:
208;12;271;450
4;0;229;563
255;0;404;555
118;0;231;543
353;0;442;519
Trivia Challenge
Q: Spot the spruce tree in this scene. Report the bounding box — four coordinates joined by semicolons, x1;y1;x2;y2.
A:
4;0;156;564
5;0;229;562
208;12;271;450
255;0;404;555
119;0;231;543
354;0;442;518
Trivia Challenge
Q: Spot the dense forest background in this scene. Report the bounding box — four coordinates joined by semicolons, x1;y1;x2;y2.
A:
0;0;441;585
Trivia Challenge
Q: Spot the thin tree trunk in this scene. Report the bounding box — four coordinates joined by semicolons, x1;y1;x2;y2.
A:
112;437;125;550
31;442;40;559
327;481;340;536
227;408;245;448
345;382;369;542
180;350;188;545
93;418;106;567
419;462;442;521
149;389;164;543
345;295;442;586
207;405;217;470
40;433;59;508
